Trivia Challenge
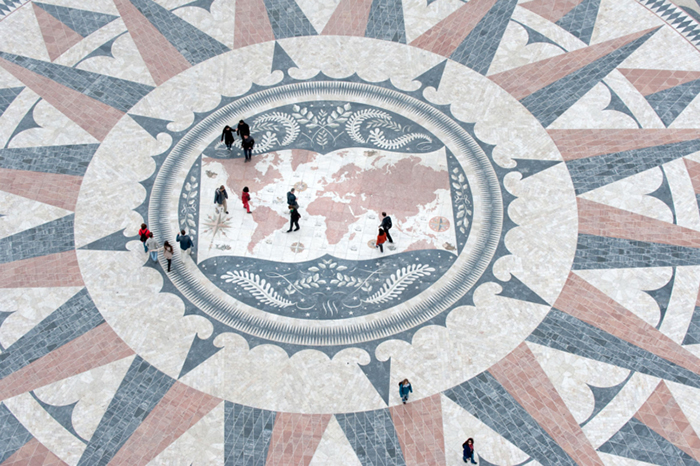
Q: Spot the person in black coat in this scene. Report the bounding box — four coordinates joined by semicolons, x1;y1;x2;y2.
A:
287;188;298;208
237;120;250;138
221;125;234;150
242;135;255;162
381;212;393;243
287;206;300;232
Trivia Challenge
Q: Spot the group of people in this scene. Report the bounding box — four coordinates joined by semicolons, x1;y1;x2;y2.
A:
221;120;255;162
399;379;477;463
138;223;194;272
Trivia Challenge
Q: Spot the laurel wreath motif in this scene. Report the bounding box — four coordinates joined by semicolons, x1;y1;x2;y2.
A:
220;271;294;308
362;264;436;304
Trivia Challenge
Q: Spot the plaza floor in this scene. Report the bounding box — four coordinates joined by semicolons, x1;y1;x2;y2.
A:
2;0;700;464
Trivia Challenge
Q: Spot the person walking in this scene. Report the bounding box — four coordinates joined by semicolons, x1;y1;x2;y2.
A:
215;185;229;214
287;206;300;232
138;223;150;252
221;125;235;151
242;134;255;162
163;241;174;272
381;212;394;243
462;438;477;464
145;232;161;263
176;229;194;260
376;227;387;253
399;379;412;404
236;119;250;138
242;187;252;214
287;188;298;208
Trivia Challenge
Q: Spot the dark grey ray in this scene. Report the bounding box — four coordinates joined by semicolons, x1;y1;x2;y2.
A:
79;228;136;252
645;267;675;329
555;0;602;45
0;144;98;176
0;403;33;464
336;409;406;466
33;2;118;37
358;356;391;405
0;86;22;118
224;402;275;466
496;274;549;306
4;98;41;149
413;59;447;91
601;81;641;128
0;214;75;265
178;332;223;379
262;0;317;40
580;371;634;427
29;392;87;443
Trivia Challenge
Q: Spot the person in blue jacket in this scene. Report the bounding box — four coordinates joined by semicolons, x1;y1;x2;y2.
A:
176;229;194;261
399;379;412;404
462;438;476;464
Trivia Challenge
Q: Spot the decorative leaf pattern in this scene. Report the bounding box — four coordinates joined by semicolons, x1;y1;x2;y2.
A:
180;175;199;239
220;271;294;308
363;264;435;304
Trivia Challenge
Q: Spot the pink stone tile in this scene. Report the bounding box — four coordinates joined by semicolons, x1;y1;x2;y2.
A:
0;323;134;401
634;381;700;462
410;0;497;57
519;0;583;23
0;438;67;466
0;167;82;211
618;69;700;96
265;413;331;466
548;129;700;161
554;272;700;376
32;3;82;62
490;28;659;100
0;250;84;289
234;0;275;49
322;0;373;36
110;381;222;465
684;158;700;195
577;198;700;247
0;58;124;141
390;394;446;466
113;0;191;85
489;343;605;466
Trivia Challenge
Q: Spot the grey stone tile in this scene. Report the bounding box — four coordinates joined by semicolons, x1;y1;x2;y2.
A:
128;0;230;66
449;0;518;75
0;288;104;380
0;0;26;17
262;0;317;39
77;357;175;466
555;0;601;45
365;0;406;43
33;2;118;37
646;78;700;127
444;372;578;466
0;144;98;176
527;309;700;390
682;306;700;345
0;86;22;117
520;29;656;128
0;214;75;265
336;409;406;466
224;402;276;466
599;417;700;465
0;403;33;464
0;52;154;113
566;139;700;195
573;234;700;269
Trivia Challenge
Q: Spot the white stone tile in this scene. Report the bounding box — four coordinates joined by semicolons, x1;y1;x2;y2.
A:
590;0;664;46
0;191;72;240
308;415;362;466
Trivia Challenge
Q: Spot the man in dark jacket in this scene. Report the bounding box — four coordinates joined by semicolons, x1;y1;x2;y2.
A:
215;185;228;214
221;125;234;150
237;120;250;138
287;206;300;232
242;135;255;162
176;229;194;261
287;188;298;208
381;212;393;243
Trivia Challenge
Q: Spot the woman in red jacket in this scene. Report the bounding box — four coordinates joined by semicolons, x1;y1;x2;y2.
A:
138;223;150;252
376;227;387;253
242;187;251;214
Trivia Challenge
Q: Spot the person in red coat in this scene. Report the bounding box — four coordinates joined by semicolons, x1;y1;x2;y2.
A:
242;187;251;213
138;223;150;252
376;227;387;253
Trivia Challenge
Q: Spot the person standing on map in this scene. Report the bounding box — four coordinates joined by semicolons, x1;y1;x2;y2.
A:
287;205;300;232
381;212;394;243
215;185;229;214
376;227;387;253
242;134;255;162
221;125;234;151
236;119;249;138
242;186;252;214
287;188;298;208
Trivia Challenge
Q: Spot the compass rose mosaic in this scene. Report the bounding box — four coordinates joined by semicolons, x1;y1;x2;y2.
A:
3;0;700;464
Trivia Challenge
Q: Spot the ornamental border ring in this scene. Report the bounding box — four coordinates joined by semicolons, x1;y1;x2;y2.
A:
149;80;503;346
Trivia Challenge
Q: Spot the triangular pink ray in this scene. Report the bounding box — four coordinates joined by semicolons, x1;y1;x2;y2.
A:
321;0;373;36
520;0;583;23
1;437;67;465
0;323;134;401
490;28;659;100
634;381;700;462
554;272;700;376
489;342;605;466
549;129;700;161
234;0;275;49
113;0;191;85
32;3;83;62
0;250;84;289
109;381;222;465
619;68;700;97
578;198;700;247
265;413;331;466
0;168;82;211
389;394;446;466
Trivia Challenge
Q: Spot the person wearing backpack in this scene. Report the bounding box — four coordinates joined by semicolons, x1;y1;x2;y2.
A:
138;223;150;252
381;212;394;243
